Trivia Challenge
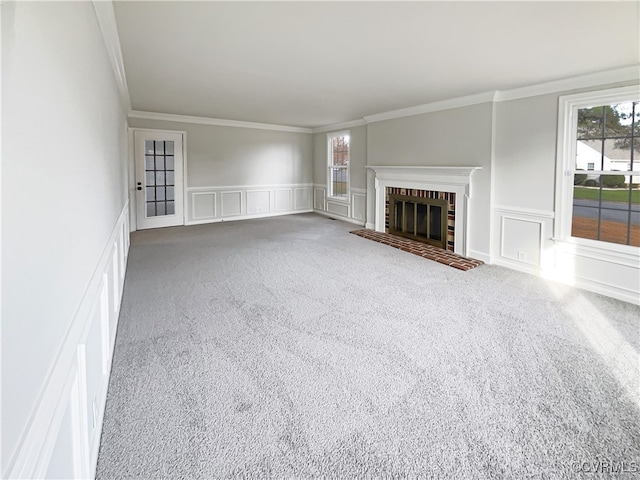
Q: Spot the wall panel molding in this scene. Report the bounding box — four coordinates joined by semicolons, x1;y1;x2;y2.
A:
221;191;242;217
186;184;313;225
274;189;293;212
5;202;130;479
192;192;216;219
294;187;312;210
246;190;271;215
312;184;365;226
493;205;553;274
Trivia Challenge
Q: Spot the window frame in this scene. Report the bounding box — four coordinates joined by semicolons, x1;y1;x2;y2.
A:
555;84;640;253
327;130;350;201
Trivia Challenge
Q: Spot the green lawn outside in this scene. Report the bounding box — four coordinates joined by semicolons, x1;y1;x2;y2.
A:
574;187;640;204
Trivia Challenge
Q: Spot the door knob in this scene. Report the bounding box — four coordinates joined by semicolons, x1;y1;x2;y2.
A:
137;187;142;190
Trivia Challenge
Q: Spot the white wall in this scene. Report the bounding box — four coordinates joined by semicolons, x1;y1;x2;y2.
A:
128;118;314;225
312;124;368;225
492;80;639;303
366;103;493;259
2;2;129;477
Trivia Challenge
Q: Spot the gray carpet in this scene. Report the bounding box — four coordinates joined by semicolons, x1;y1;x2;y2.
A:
96;213;639;479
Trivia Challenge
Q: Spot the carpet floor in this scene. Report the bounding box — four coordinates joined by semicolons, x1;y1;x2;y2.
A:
96;213;639;479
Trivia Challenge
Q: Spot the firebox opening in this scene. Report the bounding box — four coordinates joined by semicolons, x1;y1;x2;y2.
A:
388;193;448;249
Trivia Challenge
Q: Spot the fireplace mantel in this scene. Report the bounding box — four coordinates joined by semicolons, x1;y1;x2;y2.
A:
366;165;481;185
367;165;482;256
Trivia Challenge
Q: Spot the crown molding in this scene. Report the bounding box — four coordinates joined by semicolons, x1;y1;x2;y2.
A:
311;66;639;130
494;65;640;102
363;91;495;124
312;118;367;134
128;110;313;134
92;0;131;112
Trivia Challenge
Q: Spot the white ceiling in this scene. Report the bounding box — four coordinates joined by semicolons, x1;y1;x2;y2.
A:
113;1;640;129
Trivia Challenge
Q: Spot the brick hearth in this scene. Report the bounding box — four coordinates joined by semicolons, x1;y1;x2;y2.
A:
350;229;483;271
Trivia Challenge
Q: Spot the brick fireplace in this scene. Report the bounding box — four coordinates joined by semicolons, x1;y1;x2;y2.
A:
367;166;481;257
386;187;456;252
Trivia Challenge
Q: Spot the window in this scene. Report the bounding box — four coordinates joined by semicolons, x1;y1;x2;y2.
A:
328;131;349;199
556;86;640;248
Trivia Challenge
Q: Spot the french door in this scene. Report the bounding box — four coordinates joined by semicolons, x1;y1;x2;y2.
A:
134;130;184;230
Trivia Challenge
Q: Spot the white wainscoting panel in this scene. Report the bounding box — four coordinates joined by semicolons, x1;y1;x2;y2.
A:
275;189;292;212
192;192;216;220
494;205;639;304
312;184;366;226
327;201;350;218
294;187;311;210
5;203;130;479
185;184;313;225
351;191;366;222
501;217;542;266
554;240;640;305
246;190;271;215
493;206;554;275
221;191;242;217
314;187;326;211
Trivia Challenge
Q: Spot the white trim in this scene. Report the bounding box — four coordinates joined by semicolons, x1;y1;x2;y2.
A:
192;192;217;220
365;222;375;230
495;65;640;103
133;130;186;230
327;130;351;201
189;183;314;192
92;1;131;112
274;188;293;212
309;66;639;131
494;205;555;219
489;98;498;264
364;91;495;124
554;85;640;244
500;215;545;267
351;191;367;222
314;209;365;226
570;276;640;306
312;118;367;134
4;202;129;479
293;187;311;210
246;189;271;215
128;110;313;134
185;184;313;225
553;238;640;269
188;210;313;226
468;249;491;265
221;191;243;217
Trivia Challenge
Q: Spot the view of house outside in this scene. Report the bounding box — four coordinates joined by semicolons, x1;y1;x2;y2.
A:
573;102;639;246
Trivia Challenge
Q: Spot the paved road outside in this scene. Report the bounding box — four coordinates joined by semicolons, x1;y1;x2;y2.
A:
573;199;640;223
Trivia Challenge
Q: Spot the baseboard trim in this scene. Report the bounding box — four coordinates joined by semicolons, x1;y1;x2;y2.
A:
313;209;366;226
494;257;640;306
186;209;314;226
492;257;543;277
570;276;640;306
468;249;491;264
